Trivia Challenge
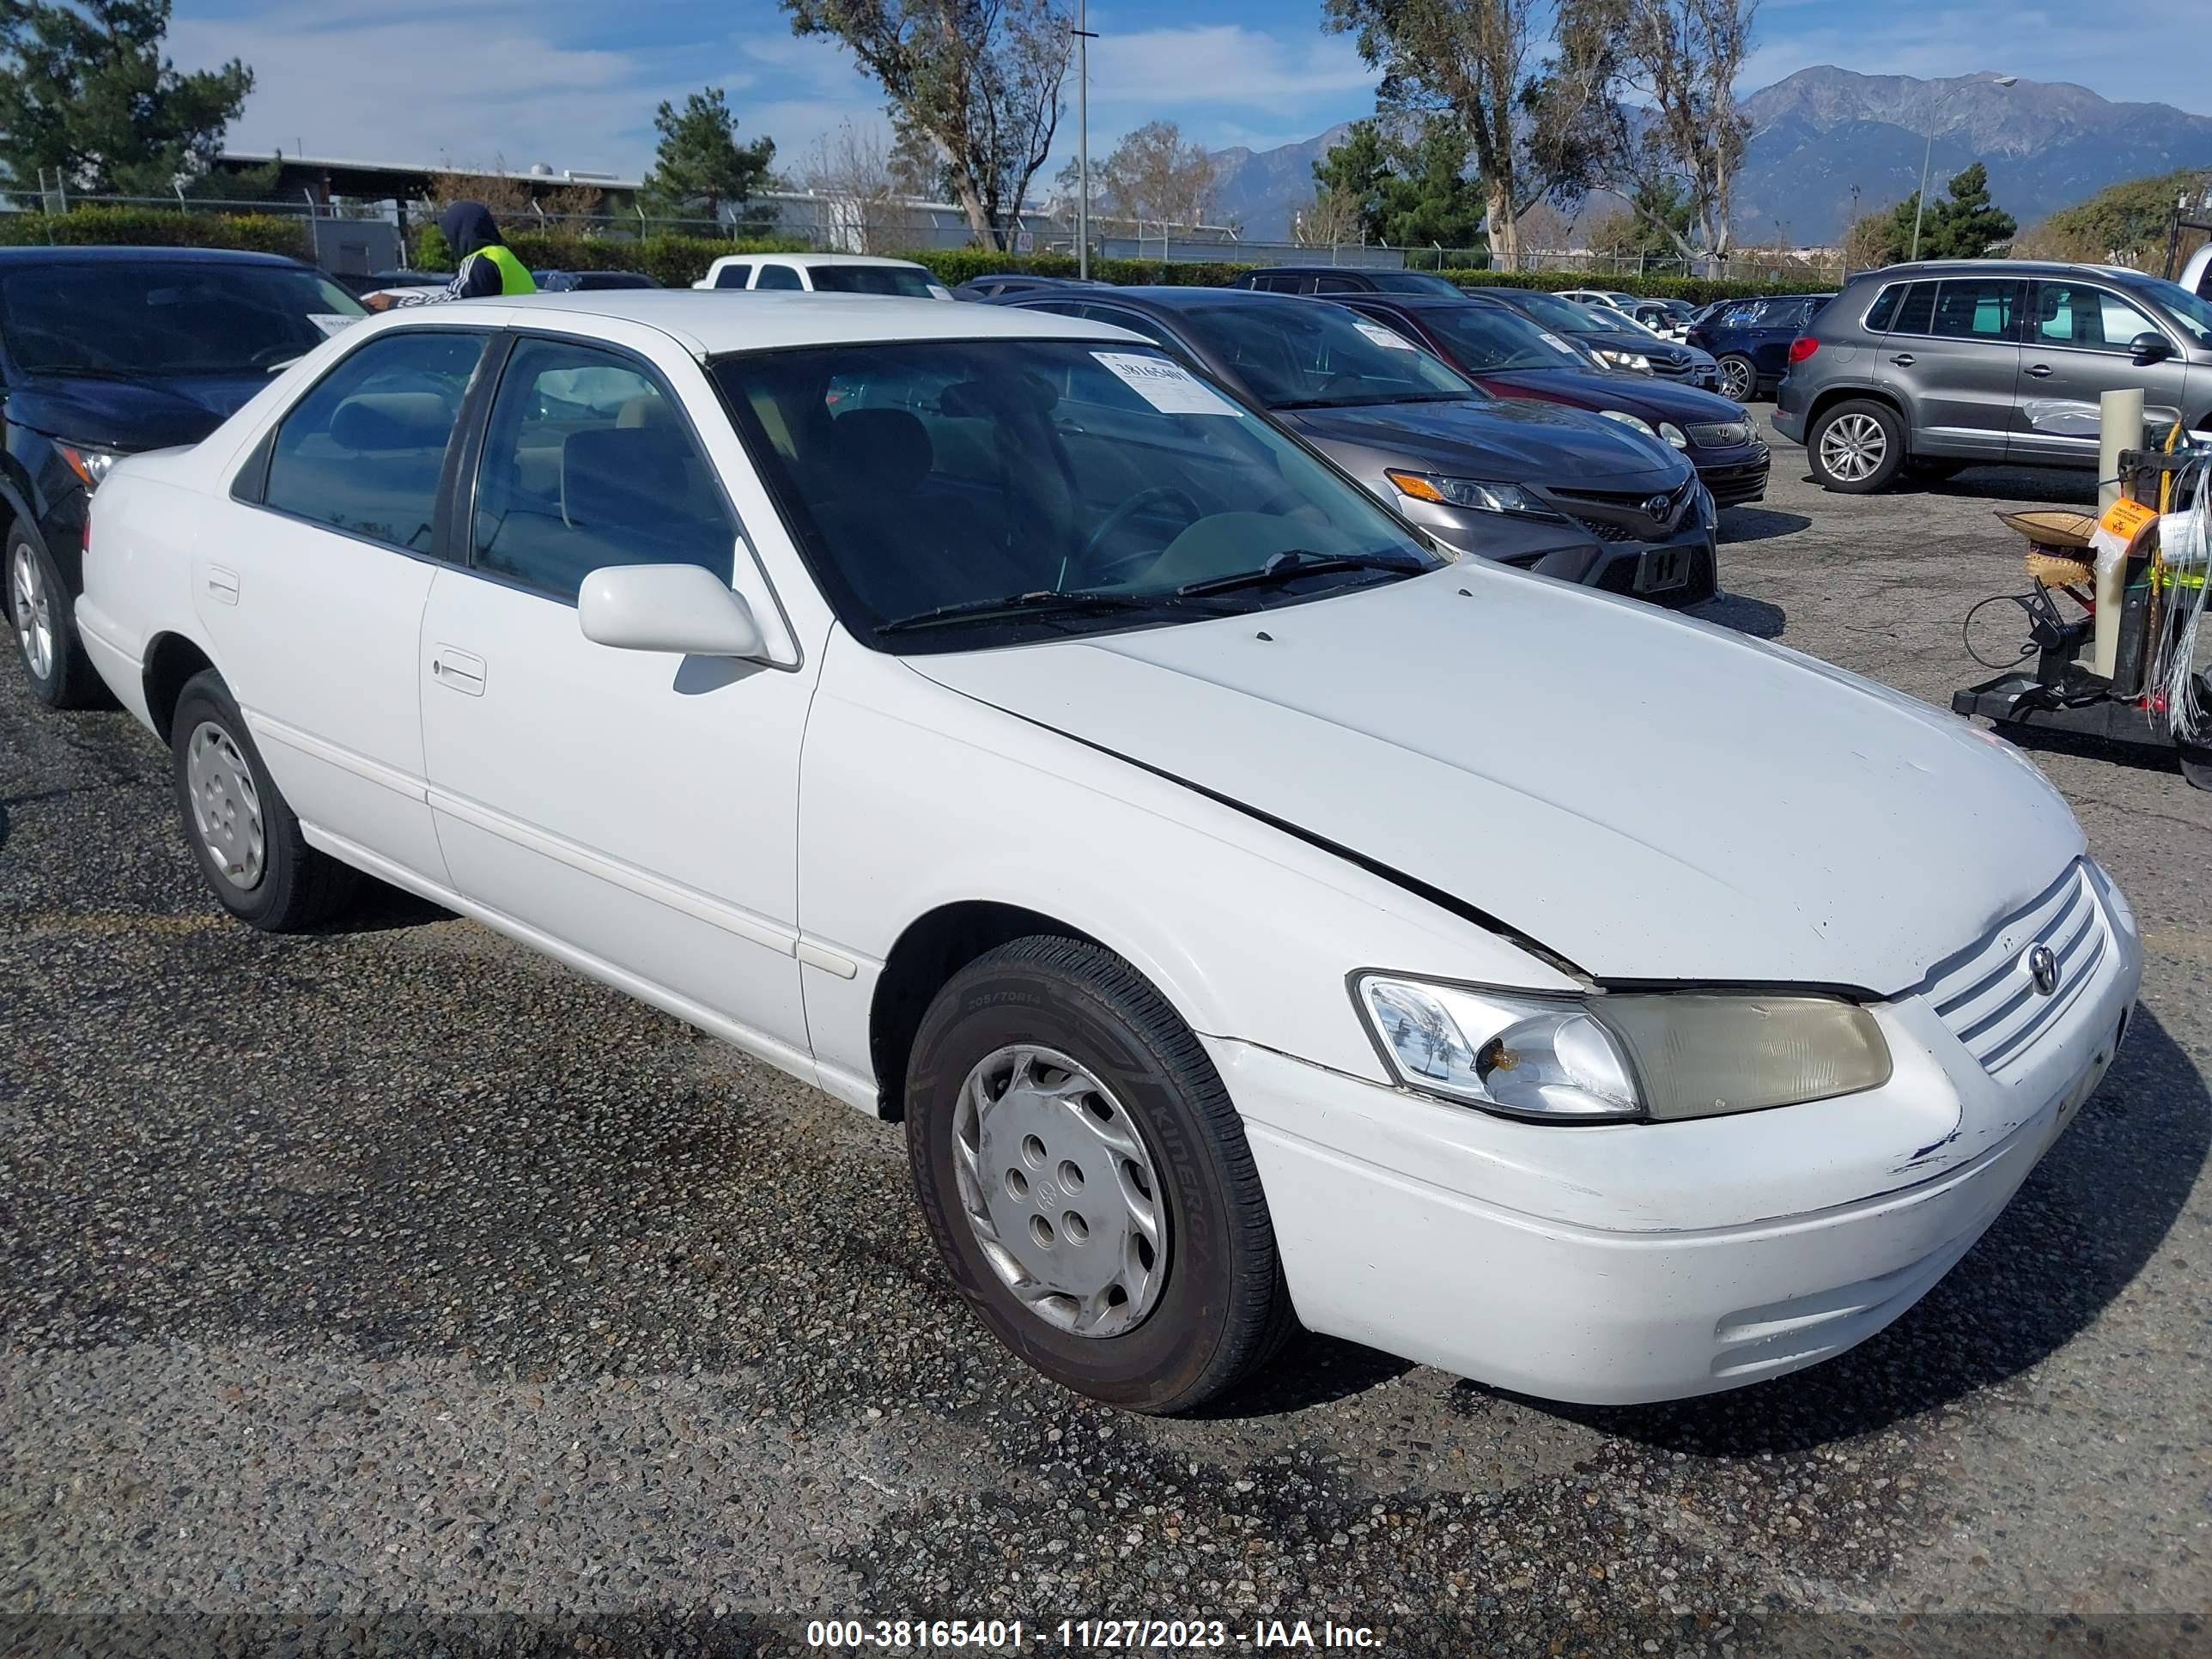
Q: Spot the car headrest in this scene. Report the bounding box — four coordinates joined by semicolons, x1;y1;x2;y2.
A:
830;408;933;493
617;394;677;431
330;392;452;453
562;427;689;530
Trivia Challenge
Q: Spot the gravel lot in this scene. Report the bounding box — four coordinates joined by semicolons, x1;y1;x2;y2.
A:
3;414;2209;1659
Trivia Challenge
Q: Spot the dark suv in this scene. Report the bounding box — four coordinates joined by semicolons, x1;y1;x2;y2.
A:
1686;294;1833;403
3;246;365;704
1773;259;2212;493
1232;265;1467;297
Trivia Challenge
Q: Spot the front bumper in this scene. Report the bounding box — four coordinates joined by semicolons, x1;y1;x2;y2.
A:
1212;872;2142;1405
1407;497;1719;610
1692;441;1770;507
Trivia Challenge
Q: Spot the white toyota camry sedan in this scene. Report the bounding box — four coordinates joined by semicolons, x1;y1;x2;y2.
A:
70;292;2140;1413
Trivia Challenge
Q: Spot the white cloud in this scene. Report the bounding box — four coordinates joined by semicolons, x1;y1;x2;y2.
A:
1086;25;1376;112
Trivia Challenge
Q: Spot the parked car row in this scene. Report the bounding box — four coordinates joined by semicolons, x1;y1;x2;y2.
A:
37;286;2142;1418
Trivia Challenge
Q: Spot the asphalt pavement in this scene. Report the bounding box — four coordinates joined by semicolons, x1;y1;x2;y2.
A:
3;416;2209;1659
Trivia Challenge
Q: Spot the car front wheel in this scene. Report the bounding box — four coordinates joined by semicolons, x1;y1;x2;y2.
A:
1809;399;1906;493
171;669;357;930
9;528;103;708
904;935;1294;1413
1717;354;1758;403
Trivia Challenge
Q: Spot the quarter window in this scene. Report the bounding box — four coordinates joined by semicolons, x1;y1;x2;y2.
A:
2030;282;2161;353
471;339;735;603
261;329;485;552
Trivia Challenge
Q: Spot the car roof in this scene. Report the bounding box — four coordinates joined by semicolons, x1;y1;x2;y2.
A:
1081;286;1321;310
400;290;1137;355
0;244;307;266
716;252;931;270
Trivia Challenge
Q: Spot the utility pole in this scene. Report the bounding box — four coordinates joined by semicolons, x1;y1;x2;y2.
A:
1073;0;1096;278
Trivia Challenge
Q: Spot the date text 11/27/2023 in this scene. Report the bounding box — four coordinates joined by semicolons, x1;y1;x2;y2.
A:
805;1619;1384;1650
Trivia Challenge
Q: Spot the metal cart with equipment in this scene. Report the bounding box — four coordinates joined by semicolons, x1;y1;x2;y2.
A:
1954;447;2212;788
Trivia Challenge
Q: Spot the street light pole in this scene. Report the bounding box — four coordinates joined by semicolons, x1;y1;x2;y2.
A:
1910;74;2014;262
1073;0;1096;279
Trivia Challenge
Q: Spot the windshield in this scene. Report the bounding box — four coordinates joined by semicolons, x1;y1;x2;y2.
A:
1172;301;1478;409
0;262;364;377
1418;304;1594;371
1361;271;1465;296
2134;276;2212;346
808;264;938;298
1492;287;1613;334
1603;308;1664;339
714;338;1443;653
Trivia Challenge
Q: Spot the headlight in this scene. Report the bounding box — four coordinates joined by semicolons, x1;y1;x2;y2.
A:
1596;349;1652;372
1598;410;1656;436
1657;421;1689;448
58;444;122;492
1353;975;1892;1124
1385;470;1561;519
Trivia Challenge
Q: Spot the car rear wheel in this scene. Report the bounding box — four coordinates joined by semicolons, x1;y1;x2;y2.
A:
904;935;1295;1413
171;670;357;931
1809;399;1905;493
9;530;103;708
1717;354;1758;403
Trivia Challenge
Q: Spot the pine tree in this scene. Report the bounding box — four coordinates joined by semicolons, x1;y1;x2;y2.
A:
0;0;252;196
639;88;776;228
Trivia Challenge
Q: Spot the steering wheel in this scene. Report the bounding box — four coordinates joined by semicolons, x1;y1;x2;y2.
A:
1069;485;1203;585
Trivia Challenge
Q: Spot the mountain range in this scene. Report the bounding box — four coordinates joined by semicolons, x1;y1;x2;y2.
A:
1209;67;2212;246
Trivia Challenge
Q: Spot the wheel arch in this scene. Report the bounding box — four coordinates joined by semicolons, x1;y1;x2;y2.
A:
1804;382;1907;441
870;900;1109;1121
141;630;218;744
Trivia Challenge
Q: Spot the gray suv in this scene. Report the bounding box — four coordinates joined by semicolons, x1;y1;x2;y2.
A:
1773;259;2212;492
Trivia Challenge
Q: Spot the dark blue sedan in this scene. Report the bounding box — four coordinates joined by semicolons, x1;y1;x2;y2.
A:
1687;293;1833;403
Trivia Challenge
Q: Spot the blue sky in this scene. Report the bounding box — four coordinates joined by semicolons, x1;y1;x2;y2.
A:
169;0;2211;185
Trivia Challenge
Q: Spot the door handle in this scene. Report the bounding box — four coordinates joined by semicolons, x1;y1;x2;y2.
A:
1888;353;1914;366
2024;363;2053;378
430;646;486;696
205;565;240;605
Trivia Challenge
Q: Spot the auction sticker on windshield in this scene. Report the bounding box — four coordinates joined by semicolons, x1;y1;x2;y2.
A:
1353;322;1419;351
1092;351;1242;416
309;314;363;337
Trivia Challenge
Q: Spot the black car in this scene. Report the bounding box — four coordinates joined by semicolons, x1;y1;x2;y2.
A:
533;269;660;292
3;246;367;706
994;285;1718;607
1232;265;1467;298
1460;285;1725;391
1331;293;1770;508
1686;293;1834;403
951;273;1109;301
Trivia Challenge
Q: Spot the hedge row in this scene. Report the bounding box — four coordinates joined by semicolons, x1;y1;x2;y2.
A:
1;209;1826;302
414;226;811;286
0;207;313;256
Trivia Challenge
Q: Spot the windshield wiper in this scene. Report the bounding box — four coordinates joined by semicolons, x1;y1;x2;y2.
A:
1272;391;1477;410
18;364;141;380
1176;548;1430;599
878;589;1221;635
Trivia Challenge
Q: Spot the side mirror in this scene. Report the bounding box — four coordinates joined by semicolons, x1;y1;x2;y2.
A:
578;563;766;659
2130;331;2173;366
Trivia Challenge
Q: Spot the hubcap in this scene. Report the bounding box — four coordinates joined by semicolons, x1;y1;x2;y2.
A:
951;1044;1166;1339
185;720;266;890
1722;359;1753;400
1819;412;1887;482
10;544;52;683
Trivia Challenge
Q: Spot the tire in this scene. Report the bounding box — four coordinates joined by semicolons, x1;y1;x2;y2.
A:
170;669;357;931
1808;398;1906;494
904;935;1295;1413
9;526;104;709
2182;747;2212;792
1905;457;1968;482
1717;354;1758;404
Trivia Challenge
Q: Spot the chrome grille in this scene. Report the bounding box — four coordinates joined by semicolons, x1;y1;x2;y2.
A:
1921;863;2107;1073
1688;420;1753;447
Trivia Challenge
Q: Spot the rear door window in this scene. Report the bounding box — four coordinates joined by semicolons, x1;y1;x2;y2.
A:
713;263;752;289
261;329;486;552
755;264;805;291
1929;278;2019;340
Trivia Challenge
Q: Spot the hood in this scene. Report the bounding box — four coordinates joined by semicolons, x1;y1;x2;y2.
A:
1477;368;1748;424
9;372;265;453
909;568;2082;994
1571;327;1693;366
1280;396;1689;490
440;200;503;260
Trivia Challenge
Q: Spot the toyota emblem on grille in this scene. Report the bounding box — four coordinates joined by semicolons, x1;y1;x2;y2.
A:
1644;495;1672;519
2026;944;2059;996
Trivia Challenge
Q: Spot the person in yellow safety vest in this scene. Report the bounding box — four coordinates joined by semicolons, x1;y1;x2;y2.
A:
366;201;536;310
